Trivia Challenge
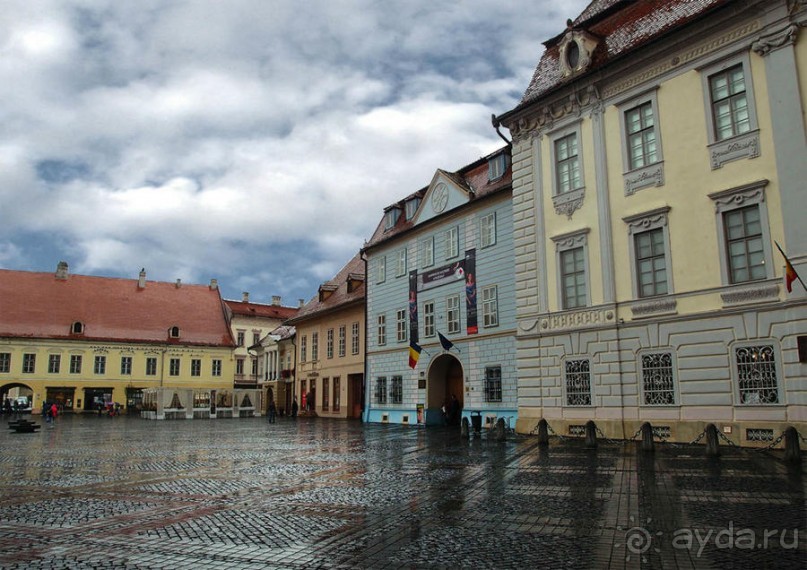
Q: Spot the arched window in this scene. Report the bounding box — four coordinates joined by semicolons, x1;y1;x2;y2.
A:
71;321;84;334
169;326;180;338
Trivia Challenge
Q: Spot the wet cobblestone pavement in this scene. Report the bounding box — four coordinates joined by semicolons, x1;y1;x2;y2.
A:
0;415;804;569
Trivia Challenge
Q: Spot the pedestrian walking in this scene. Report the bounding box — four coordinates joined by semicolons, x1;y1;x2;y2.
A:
291;397;298;419
267;400;277;423
49;402;58;428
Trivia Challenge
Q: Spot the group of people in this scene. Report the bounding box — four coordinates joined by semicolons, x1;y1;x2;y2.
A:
267;395;304;423
42;402;59;425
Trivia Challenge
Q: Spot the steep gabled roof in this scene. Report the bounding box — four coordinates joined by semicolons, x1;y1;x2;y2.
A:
0;268;235;347
286;253;365;323
225;299;299;321
518;0;730;107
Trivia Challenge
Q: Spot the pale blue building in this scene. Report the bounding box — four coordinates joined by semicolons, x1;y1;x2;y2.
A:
362;147;517;428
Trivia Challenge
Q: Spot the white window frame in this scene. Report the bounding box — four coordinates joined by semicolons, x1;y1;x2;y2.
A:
481;285;498;328
552;229;590;310
484;365;502;403
480;212;497;248
423;300;435;338
326;329;334;359
212;359;222;377
421;236;434;268
375;376;388;405
300;335;307;362
444;226;459;259
563;357;592;407
638;350;678;406
549;123;585;217
146;357;157;376
731;341;783;406
311;332;319;361
376;256;386;283
390;375;403;404
624;206;673;299
351;322;360;355
446;294;461;334
617;88;664;195
93;355;105;375
120;356;132;376
708;180;773;285
395;248;407;277
338;325;346;358
405;197;421;220
396;309;407;342
700;53;760;168
377;314;387;346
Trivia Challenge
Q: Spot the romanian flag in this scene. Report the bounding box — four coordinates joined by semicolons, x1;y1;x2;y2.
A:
408;340;423;369
776;241;803;293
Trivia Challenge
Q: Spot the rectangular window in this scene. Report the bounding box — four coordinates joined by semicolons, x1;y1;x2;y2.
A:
212;359;222;377
236;358;244;375
22;354;36;374
351;322;360;355
301;335;307;362
252;357;258;376
480;212;497;248
384;208;400;230
377;314;387;346
48;354;61;374
724;205;765;284
396;309;407;342
555;133;581;194
338;326;346;357
237;331;245;347
146;357;157;376
396;248;407;276
736;345;779;405
635;228;668;297
70;355;82;374
322;378;330;410
376;256;386;283
327;329;334;359
488;153;508;181
423;301;435;337
391;375;403;404
311;332;319;361
446;295;460;334
93;355;105;375
421;237;434;268
333;377;341;411
444;226;459;259
253;332;261;346
561;247;587;309
709;64;750;141
625;101;658;170
565;359;592;406
406;197;421;220
191;358;201;377
641;352;675;405
0;353;9;373
484;366;502;402
120;356;132;376
482;285;498;327
375;376;387;405
169;358;180;376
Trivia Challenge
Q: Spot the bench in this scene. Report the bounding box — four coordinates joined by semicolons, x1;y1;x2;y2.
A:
8;419;41;433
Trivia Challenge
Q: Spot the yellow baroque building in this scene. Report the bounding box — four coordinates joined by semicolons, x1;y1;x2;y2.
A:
0;263;236;415
497;0;807;445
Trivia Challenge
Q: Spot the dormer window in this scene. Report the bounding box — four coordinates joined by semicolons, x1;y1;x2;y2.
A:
384;207;401;230
488;153;510;181
318;283;338;302
71;321;85;335
558;29;598;77
347;273;365;293
405;197;421;220
169;326;181;339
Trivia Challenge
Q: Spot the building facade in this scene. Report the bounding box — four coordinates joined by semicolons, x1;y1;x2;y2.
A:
254;324;297;415
224;294;299;389
286;254;366;419
497;0;807;444
363;147;517;427
0;263;236;415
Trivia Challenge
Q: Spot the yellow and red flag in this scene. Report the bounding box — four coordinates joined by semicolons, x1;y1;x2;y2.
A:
776;241;803;293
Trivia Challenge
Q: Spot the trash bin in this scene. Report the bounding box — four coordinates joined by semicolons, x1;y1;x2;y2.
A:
470;411;482;434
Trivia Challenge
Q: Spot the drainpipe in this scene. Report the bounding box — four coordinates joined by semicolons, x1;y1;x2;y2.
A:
361;249;369;423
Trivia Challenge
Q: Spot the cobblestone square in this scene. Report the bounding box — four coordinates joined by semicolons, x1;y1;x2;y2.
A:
0;415;804;569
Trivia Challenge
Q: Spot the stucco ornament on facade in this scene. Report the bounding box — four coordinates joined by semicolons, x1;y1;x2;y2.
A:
751;23;800;56
508;86;601;143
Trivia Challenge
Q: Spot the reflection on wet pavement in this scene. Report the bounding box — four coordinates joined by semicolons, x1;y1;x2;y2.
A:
0;415;804;569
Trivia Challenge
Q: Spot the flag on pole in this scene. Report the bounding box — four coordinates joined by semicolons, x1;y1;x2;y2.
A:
408;340;423;369
775;241;804;293
438;331;455;352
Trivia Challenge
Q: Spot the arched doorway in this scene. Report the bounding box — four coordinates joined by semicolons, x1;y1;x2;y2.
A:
1;382;34;413
425;354;464;426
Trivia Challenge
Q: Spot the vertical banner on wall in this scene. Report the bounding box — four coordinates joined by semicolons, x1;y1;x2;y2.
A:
409;270;419;344
465;249;478;334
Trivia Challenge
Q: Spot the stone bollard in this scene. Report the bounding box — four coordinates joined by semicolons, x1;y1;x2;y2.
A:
640;422;655;453
704;423;720;457
585;420;597;449
494;418;506;442
461;417;470;439
537;419;550;446
783;426;802;465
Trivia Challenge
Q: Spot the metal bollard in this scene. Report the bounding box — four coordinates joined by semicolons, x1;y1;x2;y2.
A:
537;419;549;446
640;422;655;453
585;420;597;448
705;423;720;457
783;426;802;465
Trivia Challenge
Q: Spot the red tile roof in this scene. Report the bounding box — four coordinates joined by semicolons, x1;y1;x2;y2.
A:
287;253;365;323
224;300;300;320
0;268;235;347
518;0;730;106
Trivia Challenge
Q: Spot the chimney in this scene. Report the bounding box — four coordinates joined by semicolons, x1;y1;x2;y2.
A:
272;295;281;306
242;292;249;303
209;278;218;290
299;298;305;308
175;279;182;288
138;268;146;289
55;261;69;280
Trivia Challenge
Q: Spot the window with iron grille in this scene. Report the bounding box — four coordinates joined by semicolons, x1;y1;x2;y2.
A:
565;359;591;406
70;355;82;374
484;366;502;402
736;344;779;405
375;377;387;405
93;355;105;375
641;352;675;405
48;354;61;374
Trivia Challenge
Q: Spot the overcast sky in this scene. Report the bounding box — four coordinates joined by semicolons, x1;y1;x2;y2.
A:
1;0;588;306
